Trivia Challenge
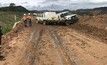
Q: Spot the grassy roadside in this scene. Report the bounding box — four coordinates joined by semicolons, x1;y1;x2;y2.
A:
0;12;23;34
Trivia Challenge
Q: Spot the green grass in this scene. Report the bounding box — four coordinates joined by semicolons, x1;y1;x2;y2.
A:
2;24;11;34
0;12;23;34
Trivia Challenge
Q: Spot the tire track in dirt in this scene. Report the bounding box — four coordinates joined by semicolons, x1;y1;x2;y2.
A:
26;25;64;65
35;29;64;65
33;25;77;65
19;24;42;65
55;26;107;65
49;30;76;65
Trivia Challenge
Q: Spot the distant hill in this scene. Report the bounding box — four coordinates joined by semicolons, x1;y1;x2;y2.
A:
0;6;29;12
31;9;71;13
92;7;107;15
32;7;107;16
75;7;107;16
3;6;105;15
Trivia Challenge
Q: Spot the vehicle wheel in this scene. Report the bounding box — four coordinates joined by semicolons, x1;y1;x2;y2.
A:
65;22;70;26
43;21;47;25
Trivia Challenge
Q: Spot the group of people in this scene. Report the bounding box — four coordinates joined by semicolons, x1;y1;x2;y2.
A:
23;13;32;27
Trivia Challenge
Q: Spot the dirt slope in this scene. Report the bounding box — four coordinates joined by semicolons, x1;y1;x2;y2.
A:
56;26;107;65
0;28;33;65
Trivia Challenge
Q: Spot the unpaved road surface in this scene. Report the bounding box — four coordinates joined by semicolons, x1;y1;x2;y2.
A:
0;21;107;65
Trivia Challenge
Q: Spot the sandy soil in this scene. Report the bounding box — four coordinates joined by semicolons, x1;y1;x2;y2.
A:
35;30;64;65
0;21;36;65
0;15;107;65
56;26;107;65
0;28;31;65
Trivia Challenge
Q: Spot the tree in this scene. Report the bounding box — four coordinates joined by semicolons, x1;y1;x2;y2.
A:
10;3;15;7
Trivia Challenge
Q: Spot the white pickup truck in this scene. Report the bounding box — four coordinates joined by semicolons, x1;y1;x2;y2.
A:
37;12;78;26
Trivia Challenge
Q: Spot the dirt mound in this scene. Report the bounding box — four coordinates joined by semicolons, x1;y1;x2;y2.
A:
2;22;24;45
78;15;107;29
70;15;107;43
1;22;24;59
70;23;107;42
0;21;35;65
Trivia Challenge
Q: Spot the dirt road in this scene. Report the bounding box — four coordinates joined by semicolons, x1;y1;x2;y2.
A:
0;22;107;65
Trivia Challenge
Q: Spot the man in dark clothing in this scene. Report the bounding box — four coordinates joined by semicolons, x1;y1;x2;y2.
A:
0;26;2;47
27;13;32;26
0;26;5;61
23;14;27;27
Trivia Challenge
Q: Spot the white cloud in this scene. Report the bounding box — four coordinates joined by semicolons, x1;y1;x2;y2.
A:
0;0;107;10
0;0;40;6
90;0;107;3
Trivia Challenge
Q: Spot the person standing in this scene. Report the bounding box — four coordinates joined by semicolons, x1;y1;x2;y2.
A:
0;26;5;60
27;13;32;26
0;26;3;47
23;14;27;27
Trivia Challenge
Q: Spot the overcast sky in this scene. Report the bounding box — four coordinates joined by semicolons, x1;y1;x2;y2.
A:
0;0;107;10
